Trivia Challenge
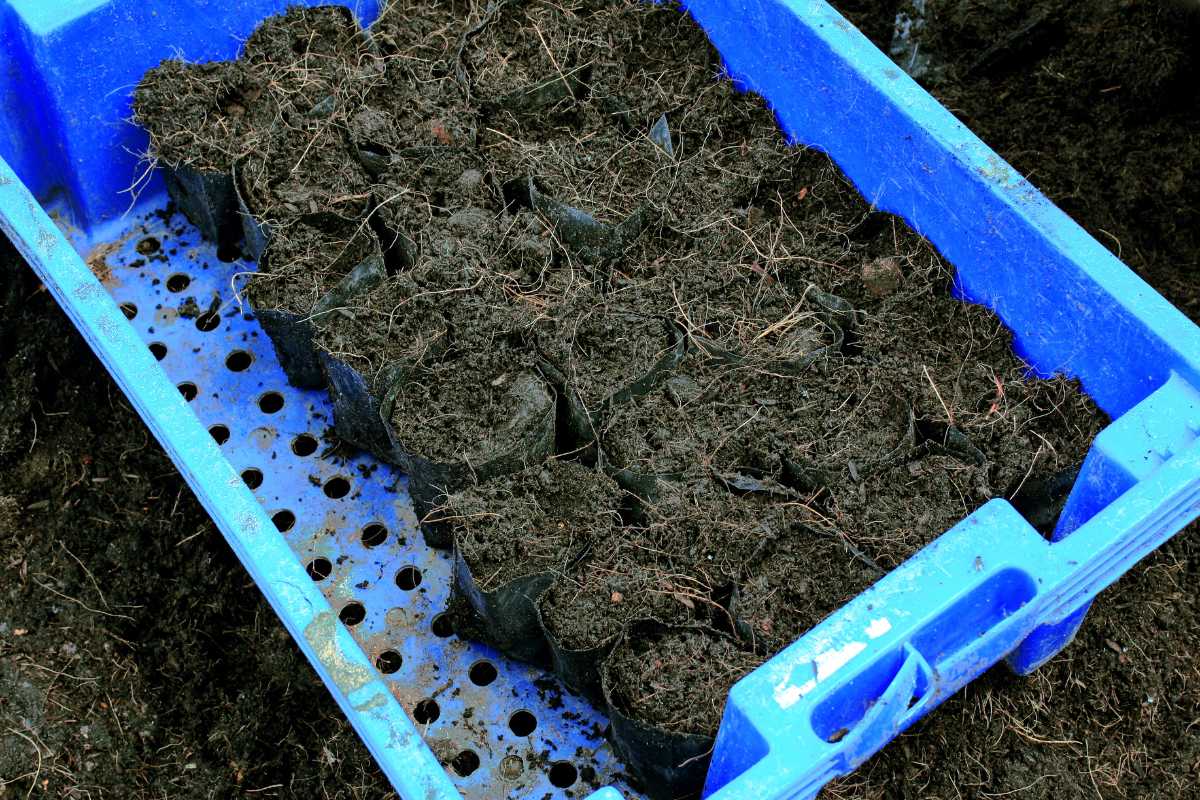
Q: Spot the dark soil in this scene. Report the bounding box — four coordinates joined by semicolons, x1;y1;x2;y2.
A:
444;459;622;593
9;1;1191;798
606;626;760;738
836;0;1200;317
389;336;550;466
245;222;379;314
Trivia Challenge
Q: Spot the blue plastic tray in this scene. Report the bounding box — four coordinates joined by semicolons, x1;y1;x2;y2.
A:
2;2;1198;799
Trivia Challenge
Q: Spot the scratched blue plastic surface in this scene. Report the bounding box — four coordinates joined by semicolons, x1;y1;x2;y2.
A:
3;1;1200;799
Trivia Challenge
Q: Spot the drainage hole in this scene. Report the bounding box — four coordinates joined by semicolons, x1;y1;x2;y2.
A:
338;602;366;626
291;434;319;457
119;302;137;320
272;510;296;532
209;424;230;445
468;660;497;687
431;613;454;638
240;468;263;490
450;750;480;778
258;392;284;414
136;236;160;255
413;698;440;724
361;523;388;548
177;382;198;402
508;710;537;737
149;342;167;360
548;761;577;789
166;273;190;292
323;476;350;499
375;650;403;674
305;557;332;581
357;522;386;546
225;350;253;372
195;311;220;332
395;566;422;591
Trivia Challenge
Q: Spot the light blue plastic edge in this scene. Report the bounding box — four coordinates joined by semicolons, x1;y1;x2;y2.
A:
3;0;1200;798
0;157;462;800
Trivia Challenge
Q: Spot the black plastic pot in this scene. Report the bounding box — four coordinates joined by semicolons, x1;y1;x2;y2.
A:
528;179;651;265
253;254;387;389
320;353;403;461
162;164;241;253
536;592;619;705
451;544;555;667
233;163;271;263
256;309;323;389
324;359;557;548
601;622;722;800
539;315;687;455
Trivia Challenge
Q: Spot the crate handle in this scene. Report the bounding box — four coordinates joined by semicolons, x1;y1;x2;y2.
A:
821;643;932;771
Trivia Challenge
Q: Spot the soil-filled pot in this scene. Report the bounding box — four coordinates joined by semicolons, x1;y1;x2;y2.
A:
729;522;883;654
539;609;615;704
437;460;623;664
452;550;554;666
536;545;695;704
537;303;687;454
539;480;779;704
128;7;1114;793
597;361;811;503
343;355;556;551
392;305;565;543
244;221;385;389
602;622;760;800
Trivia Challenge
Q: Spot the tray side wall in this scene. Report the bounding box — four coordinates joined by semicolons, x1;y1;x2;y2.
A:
682;0;1200;420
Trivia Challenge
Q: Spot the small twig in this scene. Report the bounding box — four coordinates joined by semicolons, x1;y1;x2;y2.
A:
32;576;135;621
1008;443;1045;501
922;364;954;425
5;726;43;799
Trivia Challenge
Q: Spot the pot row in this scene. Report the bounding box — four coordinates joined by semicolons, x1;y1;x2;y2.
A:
454;534;744;800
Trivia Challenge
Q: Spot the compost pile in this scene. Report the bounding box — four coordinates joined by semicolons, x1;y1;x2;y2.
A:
134;2;1106;796
837;0;1200;317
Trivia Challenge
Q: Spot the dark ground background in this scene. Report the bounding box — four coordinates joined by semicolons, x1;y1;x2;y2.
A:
2;1;1198;798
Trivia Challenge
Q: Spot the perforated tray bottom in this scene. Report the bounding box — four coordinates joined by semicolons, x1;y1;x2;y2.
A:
98;206;643;800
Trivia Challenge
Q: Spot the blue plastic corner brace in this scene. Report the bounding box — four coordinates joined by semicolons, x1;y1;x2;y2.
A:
4;0;1200;799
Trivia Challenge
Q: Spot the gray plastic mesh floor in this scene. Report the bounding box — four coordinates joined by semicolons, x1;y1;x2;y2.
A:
99;205;643;799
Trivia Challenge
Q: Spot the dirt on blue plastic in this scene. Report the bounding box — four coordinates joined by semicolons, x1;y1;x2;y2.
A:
2;2;1199;800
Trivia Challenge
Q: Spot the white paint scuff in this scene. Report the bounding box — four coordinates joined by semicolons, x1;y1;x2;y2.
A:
773;640;868;710
865;617;892;639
